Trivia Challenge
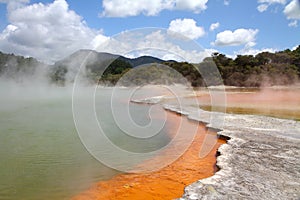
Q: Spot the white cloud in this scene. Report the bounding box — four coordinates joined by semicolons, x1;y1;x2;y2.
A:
257;0;300;27
0;0;29;11
212;28;259;47
101;0;173;17
288;20;298;27
284;0;300;19
245;41;257;49
209;22;220;31
168;18;205;40
95;30;213;63
91;34;110;49
258;0;286;3
224;0;230;6
257;0;287;12
101;0;208;17
0;0;108;63
175;0;208;13
0;1;211;64
235;47;277;56
257;4;269;12
224;47;277;59
292;45;299;50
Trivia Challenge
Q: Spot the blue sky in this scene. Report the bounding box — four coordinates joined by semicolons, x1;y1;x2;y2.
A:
0;0;299;63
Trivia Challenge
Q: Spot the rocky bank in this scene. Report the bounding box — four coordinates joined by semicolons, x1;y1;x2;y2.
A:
162;104;300;200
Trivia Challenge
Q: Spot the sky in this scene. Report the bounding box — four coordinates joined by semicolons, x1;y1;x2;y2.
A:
0;0;299;63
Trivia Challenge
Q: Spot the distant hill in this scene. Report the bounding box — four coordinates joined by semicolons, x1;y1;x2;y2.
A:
54;49;165;68
49;49;167;84
0;51;47;80
1;45;299;87
119;55;164;67
0;49;168;84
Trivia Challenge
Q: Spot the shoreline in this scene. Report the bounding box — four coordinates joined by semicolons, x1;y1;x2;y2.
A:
164;104;300;199
72;109;227;200
72;87;300;199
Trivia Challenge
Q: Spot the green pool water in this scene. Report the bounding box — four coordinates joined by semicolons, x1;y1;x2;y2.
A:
0;86;170;200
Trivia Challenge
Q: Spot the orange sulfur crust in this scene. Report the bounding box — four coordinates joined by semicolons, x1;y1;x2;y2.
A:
72;111;226;200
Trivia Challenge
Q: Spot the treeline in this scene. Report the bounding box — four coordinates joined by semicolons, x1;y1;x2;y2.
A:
0;51;45;79
99;45;300;87
88;45;300;87
212;46;300;87
162;46;300;87
0;45;299;87
86;58;133;85
49;50;164;85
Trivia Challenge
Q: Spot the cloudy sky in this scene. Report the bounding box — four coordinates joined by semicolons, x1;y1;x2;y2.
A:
0;0;299;63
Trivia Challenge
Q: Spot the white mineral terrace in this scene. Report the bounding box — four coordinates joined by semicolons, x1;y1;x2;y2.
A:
132;96;300;200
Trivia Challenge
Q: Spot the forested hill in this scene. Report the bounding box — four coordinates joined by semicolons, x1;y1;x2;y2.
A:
0;51;46;80
0;45;299;87
162;45;300;87
49;50;165;84
211;46;300;87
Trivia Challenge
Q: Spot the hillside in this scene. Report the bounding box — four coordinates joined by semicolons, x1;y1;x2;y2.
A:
0;51;47;80
49;50;165;85
0;46;299;87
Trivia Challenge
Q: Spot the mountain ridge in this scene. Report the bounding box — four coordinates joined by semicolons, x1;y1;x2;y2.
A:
0;45;299;87
55;49;167;68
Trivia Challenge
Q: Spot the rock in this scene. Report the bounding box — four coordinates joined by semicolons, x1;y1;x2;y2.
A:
167;105;300;200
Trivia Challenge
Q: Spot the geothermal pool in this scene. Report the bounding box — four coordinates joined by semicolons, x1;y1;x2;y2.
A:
0;85;172;200
1;84;299;200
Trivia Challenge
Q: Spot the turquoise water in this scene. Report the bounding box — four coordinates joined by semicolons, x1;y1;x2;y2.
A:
0;86;170;200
